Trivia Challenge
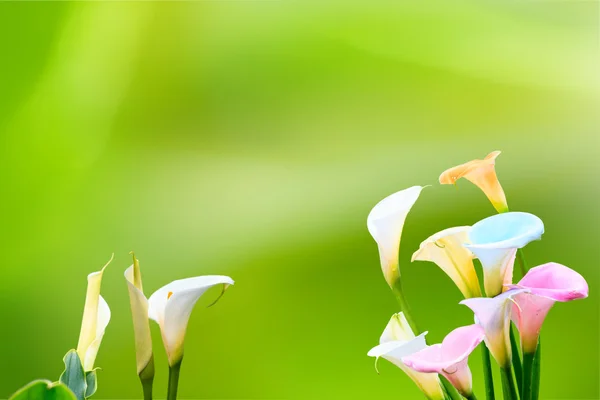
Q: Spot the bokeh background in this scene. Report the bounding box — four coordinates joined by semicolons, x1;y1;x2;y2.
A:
0;1;598;399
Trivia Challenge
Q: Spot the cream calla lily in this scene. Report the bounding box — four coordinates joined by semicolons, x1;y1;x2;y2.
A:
367;186;425;288
76;256;112;371
125;253;154;378
412;226;481;298
367;313;444;400
439;151;508;213
148;275;234;366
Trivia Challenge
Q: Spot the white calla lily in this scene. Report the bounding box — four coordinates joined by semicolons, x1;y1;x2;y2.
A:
125;253;154;378
367;313;444;400
76;256;112;371
367;186;425;289
465;212;544;297
148;275;234;366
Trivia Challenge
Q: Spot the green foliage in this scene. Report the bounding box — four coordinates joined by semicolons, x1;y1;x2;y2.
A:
84;370;99;399
9;380;75;400
59;350;87;400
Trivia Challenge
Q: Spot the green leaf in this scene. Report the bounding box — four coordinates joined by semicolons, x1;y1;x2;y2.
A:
9;380;76;400
84;370;98;399
59;350;87;400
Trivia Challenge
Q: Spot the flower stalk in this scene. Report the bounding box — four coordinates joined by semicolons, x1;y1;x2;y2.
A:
167;360;182;400
500;366;518;400
480;344;495;400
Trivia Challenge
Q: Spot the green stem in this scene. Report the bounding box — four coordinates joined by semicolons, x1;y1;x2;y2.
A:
391;280;419;334
167;360;182;400
531;340;541;400
521;351;534;400
500;366;519;400
516;249;528;277
466;393;479;400
440;376;462;400
481;343;495;400
509;327;522;394
141;377;153;400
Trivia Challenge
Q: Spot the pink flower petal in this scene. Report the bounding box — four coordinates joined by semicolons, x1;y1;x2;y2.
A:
402;325;484;397
507;262;588;352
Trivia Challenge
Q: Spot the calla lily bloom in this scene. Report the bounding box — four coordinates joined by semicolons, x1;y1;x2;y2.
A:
412;226;481;298
76;256;112;371
460;289;528;368
402;324;485;397
125;253;154;379
367;186;425;289
439;151;508;213
367;313;444;400
465;212;544;297
148;275;234;366
508;262;588;353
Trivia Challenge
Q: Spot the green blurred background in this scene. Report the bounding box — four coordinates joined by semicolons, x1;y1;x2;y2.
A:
0;1;598;399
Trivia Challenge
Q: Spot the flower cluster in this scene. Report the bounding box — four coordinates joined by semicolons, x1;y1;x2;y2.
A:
366;152;588;400
9;253;234;400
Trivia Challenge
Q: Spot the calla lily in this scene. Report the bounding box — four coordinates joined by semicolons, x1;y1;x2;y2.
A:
508;262;588;353
465;212;544;297
439;151;508;213
125;253;154;380
460;289;528;368
412;226;481;298
367;313;444;400
367;186;425;289
148;275;234;366
402;324;485;397
76;256;112;371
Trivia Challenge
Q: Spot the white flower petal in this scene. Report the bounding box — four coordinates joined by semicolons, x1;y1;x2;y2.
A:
148;275;234;365
367;186;424;287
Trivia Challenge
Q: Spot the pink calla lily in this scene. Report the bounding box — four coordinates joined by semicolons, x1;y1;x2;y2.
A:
508;262;588;353
402;325;485;397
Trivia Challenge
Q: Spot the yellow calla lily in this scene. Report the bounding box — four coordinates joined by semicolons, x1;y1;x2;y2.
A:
412;226;482;298
76;255;112;371
439;151;508;213
125;253;154;380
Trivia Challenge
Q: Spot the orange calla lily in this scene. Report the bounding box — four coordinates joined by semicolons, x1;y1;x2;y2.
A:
439;151;508;213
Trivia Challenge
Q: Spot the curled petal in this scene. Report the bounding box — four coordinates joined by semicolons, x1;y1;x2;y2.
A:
367;186;424;288
148;275;234;366
76;255;112;371
412;226;481;298
402;325;484;397
439;151;508;213
465;212;544;297
125;260;154;376
508;262;588;352
460;289;528;368
368;313;444;400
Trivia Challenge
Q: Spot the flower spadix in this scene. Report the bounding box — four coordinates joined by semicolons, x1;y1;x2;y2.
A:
465;212;544;297
508;262;588;353
402;324;485;397
125;253;154;379
367;312;444;400
76;255;112;371
412;226;481;298
367;186;425;289
439;151;508;213
461;289;528;368
148;275;234;366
